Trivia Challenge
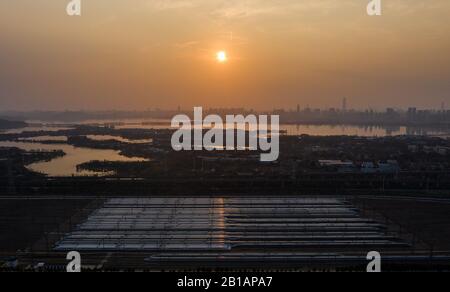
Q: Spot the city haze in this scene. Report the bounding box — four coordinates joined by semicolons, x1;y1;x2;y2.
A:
1;0;450;111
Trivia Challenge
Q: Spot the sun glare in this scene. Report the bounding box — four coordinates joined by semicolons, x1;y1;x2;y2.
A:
216;51;228;63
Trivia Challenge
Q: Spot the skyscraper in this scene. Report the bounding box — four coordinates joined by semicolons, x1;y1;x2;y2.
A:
342;98;347;112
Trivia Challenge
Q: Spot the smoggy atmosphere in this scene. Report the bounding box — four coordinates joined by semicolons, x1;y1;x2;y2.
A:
1;0;449;110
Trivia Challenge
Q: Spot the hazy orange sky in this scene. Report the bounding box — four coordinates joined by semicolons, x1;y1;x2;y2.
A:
1;0;449;110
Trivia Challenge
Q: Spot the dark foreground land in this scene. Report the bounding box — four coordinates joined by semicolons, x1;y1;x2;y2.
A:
0;127;450;271
0;193;449;272
353;196;450;252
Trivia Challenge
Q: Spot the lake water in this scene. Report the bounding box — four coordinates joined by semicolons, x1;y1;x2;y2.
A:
0;141;148;177
3;120;448;137
1;121;449;177
1;126;73;134
18;136;68;142
87;135;153;144
116;122;450;137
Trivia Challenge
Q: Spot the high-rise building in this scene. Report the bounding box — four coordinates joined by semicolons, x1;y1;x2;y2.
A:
342;97;347;112
407;107;417;122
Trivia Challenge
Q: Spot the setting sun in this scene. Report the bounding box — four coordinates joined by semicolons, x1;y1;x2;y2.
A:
216;51;228;63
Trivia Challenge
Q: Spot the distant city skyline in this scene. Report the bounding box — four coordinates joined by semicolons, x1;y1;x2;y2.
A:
2;105;450;127
1;99;448;113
